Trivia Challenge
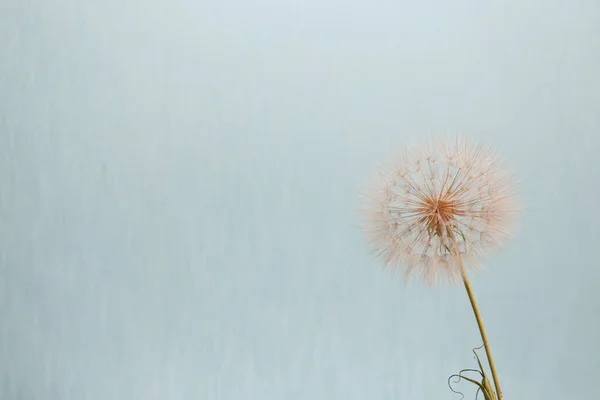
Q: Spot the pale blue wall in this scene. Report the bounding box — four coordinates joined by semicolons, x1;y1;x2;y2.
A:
1;1;599;399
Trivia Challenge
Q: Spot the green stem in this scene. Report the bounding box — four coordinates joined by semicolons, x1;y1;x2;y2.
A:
458;256;502;400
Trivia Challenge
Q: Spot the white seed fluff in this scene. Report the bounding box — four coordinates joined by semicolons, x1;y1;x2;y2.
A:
364;136;516;284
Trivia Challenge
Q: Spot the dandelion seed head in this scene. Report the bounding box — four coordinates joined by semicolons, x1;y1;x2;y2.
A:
363;136;517;285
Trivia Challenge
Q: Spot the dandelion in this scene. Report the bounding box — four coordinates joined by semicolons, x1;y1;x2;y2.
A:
362;135;517;400
364;136;515;283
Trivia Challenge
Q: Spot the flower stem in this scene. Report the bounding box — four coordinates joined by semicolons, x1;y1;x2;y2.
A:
458;257;502;400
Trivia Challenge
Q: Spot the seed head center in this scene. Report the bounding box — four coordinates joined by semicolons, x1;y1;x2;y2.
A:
424;195;457;237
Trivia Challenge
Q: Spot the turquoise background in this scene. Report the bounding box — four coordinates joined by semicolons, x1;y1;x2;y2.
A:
1;1;599;398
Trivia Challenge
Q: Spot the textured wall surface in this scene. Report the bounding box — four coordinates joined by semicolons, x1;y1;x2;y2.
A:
1;1;599;399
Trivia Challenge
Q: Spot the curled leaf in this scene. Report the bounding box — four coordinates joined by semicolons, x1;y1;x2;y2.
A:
448;345;498;400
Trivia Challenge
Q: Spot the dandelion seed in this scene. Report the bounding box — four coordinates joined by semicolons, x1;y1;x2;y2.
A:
363;135;516;285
